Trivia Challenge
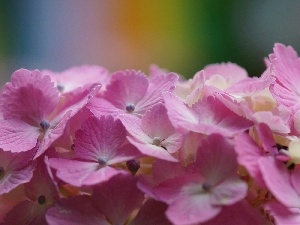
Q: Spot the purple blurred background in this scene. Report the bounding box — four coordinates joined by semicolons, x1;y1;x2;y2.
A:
0;0;300;85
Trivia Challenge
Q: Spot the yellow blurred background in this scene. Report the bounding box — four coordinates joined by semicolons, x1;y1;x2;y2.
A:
0;0;300;85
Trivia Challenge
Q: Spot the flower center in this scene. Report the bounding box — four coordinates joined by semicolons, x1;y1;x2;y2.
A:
152;137;162;146
0;166;5;180
40;120;50;130
56;84;64;92
202;182;212;192
98;157;108;166
38;195;47;205
126;103;135;113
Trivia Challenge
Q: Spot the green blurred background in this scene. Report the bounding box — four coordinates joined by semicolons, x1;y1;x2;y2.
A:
0;0;300;85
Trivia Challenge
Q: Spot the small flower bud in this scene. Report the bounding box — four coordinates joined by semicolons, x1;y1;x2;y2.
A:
126;159;140;174
38;195;47;205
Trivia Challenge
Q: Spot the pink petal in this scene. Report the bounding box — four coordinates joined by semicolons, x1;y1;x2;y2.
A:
203;200;267;225
44;65;109;93
259;156;300;208
136;73;178;114
3;200;48;225
127;136;178;162
103;70;148;110
166;193;221;225
74;115;127;162
210;176;247;206
0;119;40;152
87;97;123;117
92;174;144;225
46;196;110;225
130;199;172;225
234;132;266;187
1;69;59;123
48;158;99;187
203;62;248;84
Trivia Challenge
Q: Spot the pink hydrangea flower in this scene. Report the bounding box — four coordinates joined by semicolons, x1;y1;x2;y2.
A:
0;148;35;195
88;70;178;118
120;103;183;162
154;134;248;225
163;92;253;137
49;115;140;187
0;69;101;158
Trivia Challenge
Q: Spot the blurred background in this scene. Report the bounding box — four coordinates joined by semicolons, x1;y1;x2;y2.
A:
0;0;300;85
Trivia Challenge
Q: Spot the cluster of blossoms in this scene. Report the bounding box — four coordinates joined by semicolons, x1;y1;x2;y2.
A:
0;43;300;225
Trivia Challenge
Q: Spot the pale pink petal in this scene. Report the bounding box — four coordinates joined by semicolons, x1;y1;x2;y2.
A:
103;70;148;110
48;158;99;187
272;43;300;95
140;103;177;138
270;83;300;113
127;136;178;162
92;174;144;225
259;156;300;208
1;69;59;123
44;65;109;93
0;167;35;195
203;62;248;84
210;176;247;206
87;97;123;117
46;196;110;225
0;119;40;152
191;96;253;137
130;199;172;225
166;194;221;225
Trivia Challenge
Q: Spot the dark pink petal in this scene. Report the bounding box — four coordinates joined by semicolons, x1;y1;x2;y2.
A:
130;199;172;225
203;200;267;225
259;156;300;208
46;196;110;225
103;70;148;110
3;200;48;225
195;134;238;184
1;69;59;123
92;174;144;225
74;115;127;162
0;119;40;152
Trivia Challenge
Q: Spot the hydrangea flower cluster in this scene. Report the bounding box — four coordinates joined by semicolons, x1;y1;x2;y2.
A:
0;43;300;224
